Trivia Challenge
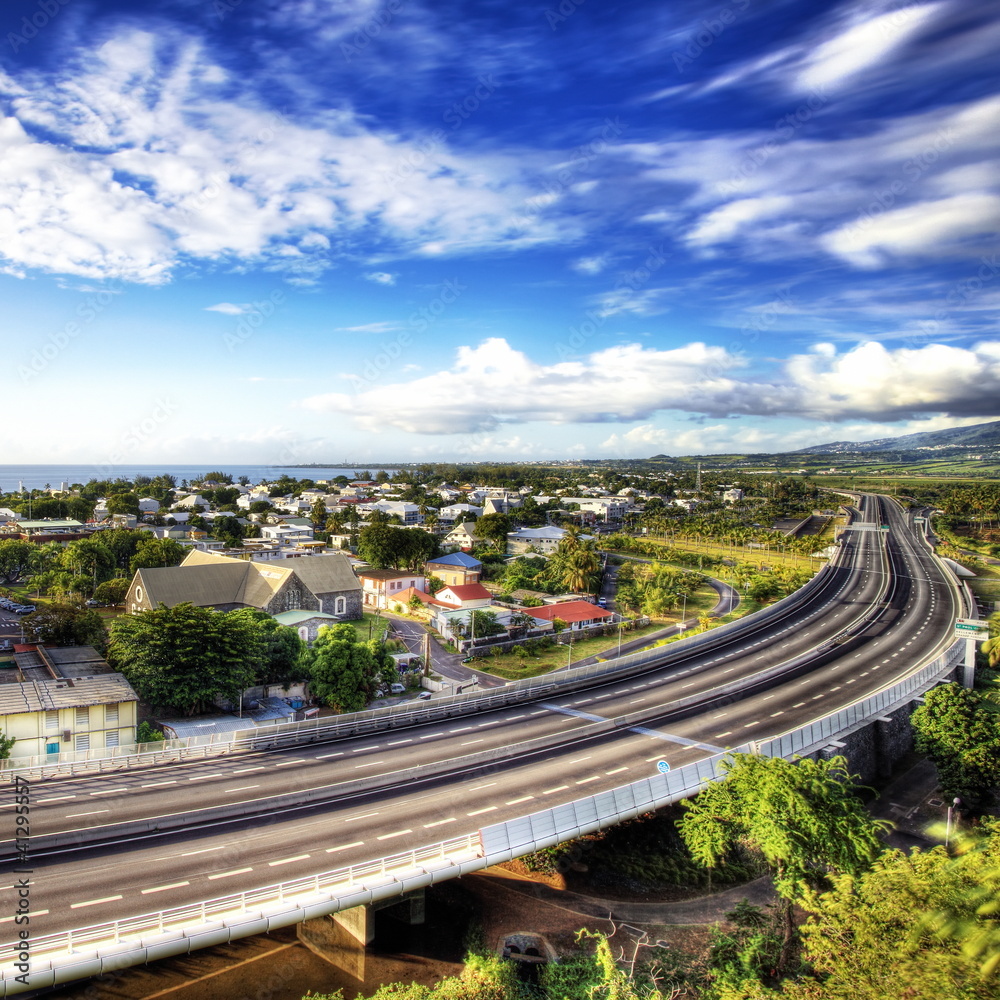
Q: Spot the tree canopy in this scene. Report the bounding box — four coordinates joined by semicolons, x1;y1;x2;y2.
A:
107;603;261;715
307;623;396;712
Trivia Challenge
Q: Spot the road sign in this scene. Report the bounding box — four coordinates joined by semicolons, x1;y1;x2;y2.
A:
656;760;671;774
955;618;990;641
914;517;926;523
880;525;890;531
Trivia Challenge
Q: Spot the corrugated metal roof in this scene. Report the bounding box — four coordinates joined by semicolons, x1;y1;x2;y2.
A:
0;673;138;716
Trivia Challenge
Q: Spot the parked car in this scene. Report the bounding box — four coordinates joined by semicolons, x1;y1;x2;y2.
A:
417;691;432;700
390;682;406;695
14;605;34;614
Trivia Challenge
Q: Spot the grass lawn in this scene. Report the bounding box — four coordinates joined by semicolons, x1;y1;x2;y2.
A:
475;580;724;681
345;611;392;643
617;535;824;573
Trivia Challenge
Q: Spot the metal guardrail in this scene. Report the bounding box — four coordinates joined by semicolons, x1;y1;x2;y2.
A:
2;636;963;996
479;637;964;860
0;834;483;995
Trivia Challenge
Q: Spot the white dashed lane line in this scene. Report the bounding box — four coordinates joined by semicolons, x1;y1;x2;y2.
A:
505;795;534;805
66;809;109;818
327;841;364;853
71;895;122;908
377;829;413;841
142;882;190;894
224;785;260;793
424;818;457;828
269;854;311;866
344;812;379;823
468;806;498;816
209;868;253;880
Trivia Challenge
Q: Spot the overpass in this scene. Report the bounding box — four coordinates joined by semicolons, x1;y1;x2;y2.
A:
0;495;971;993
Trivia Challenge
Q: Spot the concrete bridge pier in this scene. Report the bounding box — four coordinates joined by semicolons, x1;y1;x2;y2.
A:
296;890;426;979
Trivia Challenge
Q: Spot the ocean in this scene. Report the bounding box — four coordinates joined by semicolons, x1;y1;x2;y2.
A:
0;465;402;493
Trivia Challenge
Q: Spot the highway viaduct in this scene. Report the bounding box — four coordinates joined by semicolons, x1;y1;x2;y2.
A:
0;493;972;993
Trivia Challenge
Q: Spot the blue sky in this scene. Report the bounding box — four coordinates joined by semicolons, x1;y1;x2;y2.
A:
1;0;998;464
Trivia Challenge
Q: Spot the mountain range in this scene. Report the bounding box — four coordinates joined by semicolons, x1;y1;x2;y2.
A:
792;419;1000;455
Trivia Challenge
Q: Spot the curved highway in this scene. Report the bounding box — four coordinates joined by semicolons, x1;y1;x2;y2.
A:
0;494;963;951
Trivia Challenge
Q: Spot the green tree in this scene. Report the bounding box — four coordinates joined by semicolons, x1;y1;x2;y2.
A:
720;827;1000;999
61;537;114;588
0;539;36;585
912;682;1000;806
93;577;130;606
307;623;395;712
679;754;888;973
474;512;512;551
106;492;141;517
107;604;261;715
0;730;14;759
22;604;108;650
129;537;186;574
227;607;307;687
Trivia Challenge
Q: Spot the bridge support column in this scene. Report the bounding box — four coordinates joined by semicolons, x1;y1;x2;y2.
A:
820;741;846;761
297;906;373;981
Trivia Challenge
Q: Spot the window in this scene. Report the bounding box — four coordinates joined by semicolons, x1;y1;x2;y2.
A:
45;710;59;731
105;731;119;748
335;596;346;615
75;733;90;751
106;703;119;724
75;707;89;727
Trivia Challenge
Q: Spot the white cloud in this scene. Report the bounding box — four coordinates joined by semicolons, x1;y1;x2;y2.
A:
0;27;571;284
822;192;1000;267
334;321;404;333
205;302;251;315
571;255;610;275
796;3;948;92
301;336;1000;435
364;271;397;285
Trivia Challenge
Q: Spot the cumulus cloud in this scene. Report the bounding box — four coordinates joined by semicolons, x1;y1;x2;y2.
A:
364;271;397;285
301;337;1000;434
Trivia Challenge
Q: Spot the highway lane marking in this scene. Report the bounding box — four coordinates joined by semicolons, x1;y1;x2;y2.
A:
770;711;784;717
209;868;253;880
576;776;601;784
543;785;569;795
743;721;760;728
180;846;228;857
419;734;440;740
470;781;497;790
66;809;109;817
792;702;806;708
224;785;260;793
716;732;733;738
344;812;379;822
712;713;728;719
315;753;343;759
424;818;457;827
377;829;413;840
142;780;177;787
188;774;224;781
275;759;308;766
269;855;311;866
569;755;592;763
468;806;498;816
327;842;364;852
36;795;75;803
232;766;266;774
605;766;629;775
461;739;485;746
89;787;128;796
449;726;473;733
71;896;122;908
506;795;534;805
353;760;385;768
387;739;412;745
0;910;48;922
142;882;190;894
352;747;377;753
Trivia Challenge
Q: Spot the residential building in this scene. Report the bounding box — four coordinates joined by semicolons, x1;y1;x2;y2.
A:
506;525;593;555
356;569;427;610
438;503;483;523
425;552;482;587
444;521;481;551
525;600;614;631
434;582;493;609
0;645;138;759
